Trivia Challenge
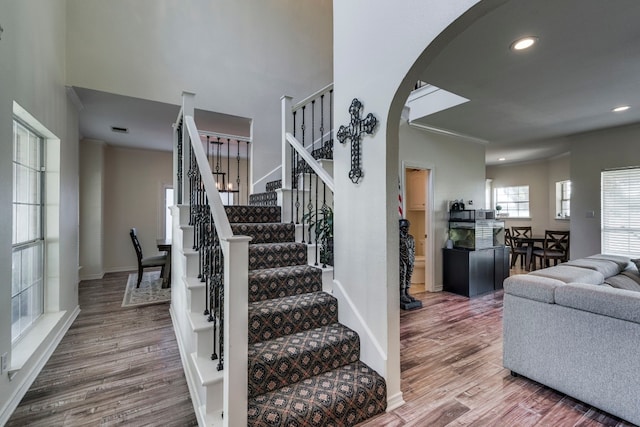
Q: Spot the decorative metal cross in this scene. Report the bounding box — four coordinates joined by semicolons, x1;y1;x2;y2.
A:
337;98;378;184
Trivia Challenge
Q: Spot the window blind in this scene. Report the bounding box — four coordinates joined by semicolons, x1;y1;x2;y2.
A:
601;167;640;257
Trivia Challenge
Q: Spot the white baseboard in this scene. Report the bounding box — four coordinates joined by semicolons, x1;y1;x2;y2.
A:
386;391;405;411
0;306;80;426
170;305;207;427
79;272;105;281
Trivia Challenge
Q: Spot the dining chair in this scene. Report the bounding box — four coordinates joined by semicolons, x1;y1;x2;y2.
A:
511;226;532;239
505;228;528;268
531;230;570;270
129;228;167;288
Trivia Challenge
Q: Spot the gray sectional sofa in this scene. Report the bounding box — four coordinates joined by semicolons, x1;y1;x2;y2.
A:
503;254;640;425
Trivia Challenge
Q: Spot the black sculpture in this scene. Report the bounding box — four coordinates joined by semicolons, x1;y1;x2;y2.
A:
400;219;422;310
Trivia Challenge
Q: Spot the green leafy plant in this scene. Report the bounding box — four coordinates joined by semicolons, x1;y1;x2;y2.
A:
303;205;333;266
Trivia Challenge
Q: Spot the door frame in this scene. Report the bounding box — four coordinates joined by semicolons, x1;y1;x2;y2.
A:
401;161;435;292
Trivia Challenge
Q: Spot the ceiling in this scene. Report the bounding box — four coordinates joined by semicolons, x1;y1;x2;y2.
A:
74;87;251;153
75;0;640;166
414;0;640;165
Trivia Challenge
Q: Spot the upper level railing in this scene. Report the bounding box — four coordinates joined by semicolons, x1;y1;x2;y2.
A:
282;84;335;267
174;92;249;426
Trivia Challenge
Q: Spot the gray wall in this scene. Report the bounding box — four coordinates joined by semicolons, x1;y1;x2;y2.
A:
570;123;640;259
486;154;571;235
399;120;486;291
66;0;333;191
0;0;80;421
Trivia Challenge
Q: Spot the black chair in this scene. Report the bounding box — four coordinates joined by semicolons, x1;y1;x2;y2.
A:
129;228;167;288
505;228;528;268
532;230;570;270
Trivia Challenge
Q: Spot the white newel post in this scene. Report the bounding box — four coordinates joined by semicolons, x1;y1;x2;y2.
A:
222;236;250;427
281;95;293;190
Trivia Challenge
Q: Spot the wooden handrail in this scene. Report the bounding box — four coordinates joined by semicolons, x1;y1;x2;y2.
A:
292;83;333;112
285;132;335;193
184;115;233;240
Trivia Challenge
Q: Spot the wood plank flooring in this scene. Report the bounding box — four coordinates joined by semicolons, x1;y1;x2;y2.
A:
7;268;636;426
6;271;198;427
358;280;636;427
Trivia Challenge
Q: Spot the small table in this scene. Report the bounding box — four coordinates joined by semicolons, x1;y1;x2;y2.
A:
514;236;545;271
156;239;172;288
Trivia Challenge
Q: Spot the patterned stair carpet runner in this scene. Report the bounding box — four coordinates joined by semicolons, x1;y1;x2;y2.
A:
225;205;387;426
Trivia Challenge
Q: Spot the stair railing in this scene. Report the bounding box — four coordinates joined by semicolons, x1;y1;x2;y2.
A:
282;84;335;267
175;91;249;426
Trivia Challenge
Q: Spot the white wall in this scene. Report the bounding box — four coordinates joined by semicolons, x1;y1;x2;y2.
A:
103;146;174;272
79;140;105;279
486;154;571;235
65;0;333;191
570;123;640;259
0;0;80;422
333;0;488;409
399;121;486;291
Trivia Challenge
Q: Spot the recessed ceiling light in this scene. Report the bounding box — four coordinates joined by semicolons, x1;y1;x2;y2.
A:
612;105;630;112
511;36;537;51
498;157;506;161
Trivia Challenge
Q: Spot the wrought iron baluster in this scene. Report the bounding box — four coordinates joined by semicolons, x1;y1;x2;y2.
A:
177;119;183;204
216;240;224;371
245;141;250;204
236;141;241;203
311;100;318;265
301;105;307;243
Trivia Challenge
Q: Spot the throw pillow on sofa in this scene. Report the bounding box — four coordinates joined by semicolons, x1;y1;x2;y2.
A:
605;270;640;292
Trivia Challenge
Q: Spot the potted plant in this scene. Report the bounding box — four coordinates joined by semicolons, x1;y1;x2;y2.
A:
495;205;503;217
303;205;333;266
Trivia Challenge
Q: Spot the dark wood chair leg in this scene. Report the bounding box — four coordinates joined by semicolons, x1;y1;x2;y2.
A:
137;266;143;288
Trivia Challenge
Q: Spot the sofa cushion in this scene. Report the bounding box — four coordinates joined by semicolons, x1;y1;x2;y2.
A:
564;258;623;278
503;275;565;303
529;265;604;285
555;283;640;324
604;271;640;292
631;258;640;272
587;254;634;271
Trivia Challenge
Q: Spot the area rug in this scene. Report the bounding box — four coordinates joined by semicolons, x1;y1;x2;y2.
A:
122;271;171;308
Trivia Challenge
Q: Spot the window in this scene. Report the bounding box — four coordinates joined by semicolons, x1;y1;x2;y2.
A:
556;180;571;219
12;119;45;343
494;185;530;218
601;168;640;257
164;187;174;240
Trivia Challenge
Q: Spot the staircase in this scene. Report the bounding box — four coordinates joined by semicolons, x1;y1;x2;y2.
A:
225;204;387;425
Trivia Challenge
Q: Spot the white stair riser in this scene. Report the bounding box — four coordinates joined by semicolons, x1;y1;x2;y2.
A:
195;326;214;359
188;284;206;314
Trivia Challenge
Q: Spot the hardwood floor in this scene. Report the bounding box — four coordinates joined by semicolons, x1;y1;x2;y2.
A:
358;268;635;427
6;271;198;427
7;268;635;426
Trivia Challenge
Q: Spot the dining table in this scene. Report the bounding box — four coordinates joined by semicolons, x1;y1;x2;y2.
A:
156;238;172;288
513;235;546;271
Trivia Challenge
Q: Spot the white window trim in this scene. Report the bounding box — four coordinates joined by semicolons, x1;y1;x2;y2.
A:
601;167;640;257
494;185;530;218
10;101;63;371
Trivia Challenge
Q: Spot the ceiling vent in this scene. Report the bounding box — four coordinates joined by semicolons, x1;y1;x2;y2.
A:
111;126;129;133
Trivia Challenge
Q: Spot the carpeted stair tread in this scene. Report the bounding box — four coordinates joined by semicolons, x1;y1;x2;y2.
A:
249;192;278;206
225;205;281;223
232;222;295;244
248;323;360;398
247;360;387;427
249;242;307;270
249;265;323;303
249;292;338;344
